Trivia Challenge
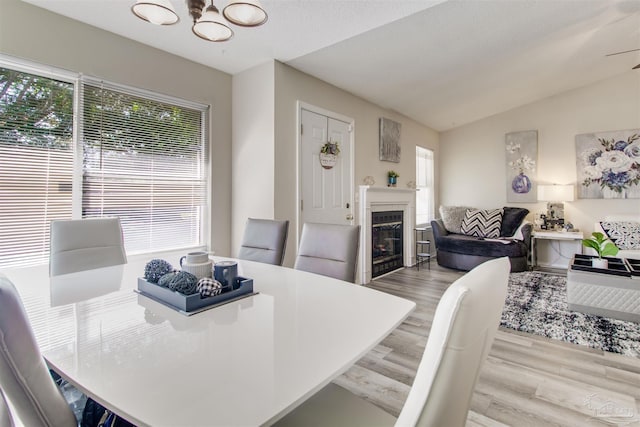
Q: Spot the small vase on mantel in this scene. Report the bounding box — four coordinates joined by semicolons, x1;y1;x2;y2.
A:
592;258;608;269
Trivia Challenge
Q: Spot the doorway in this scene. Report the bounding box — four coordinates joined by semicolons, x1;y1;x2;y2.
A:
298;104;354;239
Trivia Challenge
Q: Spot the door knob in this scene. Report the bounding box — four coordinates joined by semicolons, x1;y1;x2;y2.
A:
346;214;354;220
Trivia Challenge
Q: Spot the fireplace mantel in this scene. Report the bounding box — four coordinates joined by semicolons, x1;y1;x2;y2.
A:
357;185;417;284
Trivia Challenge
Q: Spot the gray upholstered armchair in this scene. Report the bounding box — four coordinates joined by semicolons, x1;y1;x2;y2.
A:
431;206;532;272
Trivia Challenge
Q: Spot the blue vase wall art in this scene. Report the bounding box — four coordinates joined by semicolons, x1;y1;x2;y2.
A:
512;172;532;194
505;130;538;203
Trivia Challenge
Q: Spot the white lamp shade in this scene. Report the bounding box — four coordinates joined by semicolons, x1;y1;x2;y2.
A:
223;0;268;27
193;5;234;41
538;184;575;202
132;0;179;25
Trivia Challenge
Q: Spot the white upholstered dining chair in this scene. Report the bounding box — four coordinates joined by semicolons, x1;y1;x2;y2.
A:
49;217;127;276
294;223;360;283
238;218;289;266
0;273;77;427
276;256;510;427
0;389;14;427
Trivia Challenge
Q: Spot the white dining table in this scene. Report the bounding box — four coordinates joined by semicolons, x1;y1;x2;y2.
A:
3;252;415;426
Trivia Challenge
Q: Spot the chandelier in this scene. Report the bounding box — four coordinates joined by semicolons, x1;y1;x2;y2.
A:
131;0;268;42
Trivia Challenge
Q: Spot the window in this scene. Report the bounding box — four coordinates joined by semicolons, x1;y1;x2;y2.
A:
81;81;208;254
0;60;209;269
416;146;434;226
0;67;75;268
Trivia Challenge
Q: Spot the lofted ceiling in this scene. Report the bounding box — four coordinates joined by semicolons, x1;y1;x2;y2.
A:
22;0;640;131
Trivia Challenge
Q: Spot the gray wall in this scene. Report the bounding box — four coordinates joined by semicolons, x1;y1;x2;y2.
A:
0;0;233;256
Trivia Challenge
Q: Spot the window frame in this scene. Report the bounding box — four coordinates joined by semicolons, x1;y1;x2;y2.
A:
415;145;435;227
0;54;211;267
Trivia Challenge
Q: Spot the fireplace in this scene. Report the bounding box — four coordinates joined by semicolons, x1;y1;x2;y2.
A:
357;186;416;284
372;211;404;278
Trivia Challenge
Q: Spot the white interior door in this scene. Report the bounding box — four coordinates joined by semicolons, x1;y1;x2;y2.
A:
300;108;353;227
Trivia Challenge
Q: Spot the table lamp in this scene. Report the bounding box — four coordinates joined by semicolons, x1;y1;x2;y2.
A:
537;184;574;230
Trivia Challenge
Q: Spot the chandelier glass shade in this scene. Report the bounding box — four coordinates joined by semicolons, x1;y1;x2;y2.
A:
131;0;267;42
192;3;233;41
131;0;179;25
223;1;268;27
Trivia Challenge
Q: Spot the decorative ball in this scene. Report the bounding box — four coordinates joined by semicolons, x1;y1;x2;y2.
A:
158;271;178;288
197;277;223;297
167;271;198;295
144;259;174;284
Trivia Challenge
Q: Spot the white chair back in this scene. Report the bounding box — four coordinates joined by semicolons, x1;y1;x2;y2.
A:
238;218;289;266
294;223;360;282
395;257;510;427
49;217;127;276
0;389;15;427
0;274;77;427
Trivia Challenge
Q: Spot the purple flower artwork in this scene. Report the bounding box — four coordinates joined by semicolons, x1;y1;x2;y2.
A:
576;129;640;199
506;130;538;203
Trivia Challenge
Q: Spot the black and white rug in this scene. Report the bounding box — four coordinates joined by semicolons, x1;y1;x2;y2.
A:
501;272;640;358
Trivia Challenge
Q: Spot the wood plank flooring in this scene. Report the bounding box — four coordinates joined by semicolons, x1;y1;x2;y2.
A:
335;264;640;426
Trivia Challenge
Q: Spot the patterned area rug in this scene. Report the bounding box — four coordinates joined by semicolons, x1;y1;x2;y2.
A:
501;272;640;358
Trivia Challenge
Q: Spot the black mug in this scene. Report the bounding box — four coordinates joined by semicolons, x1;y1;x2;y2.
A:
214;261;238;291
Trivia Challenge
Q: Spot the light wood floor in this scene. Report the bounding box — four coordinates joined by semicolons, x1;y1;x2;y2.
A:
335;264;640;426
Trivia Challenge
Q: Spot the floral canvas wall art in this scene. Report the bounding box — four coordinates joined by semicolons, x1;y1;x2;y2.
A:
576;129;640;199
506;130;538;203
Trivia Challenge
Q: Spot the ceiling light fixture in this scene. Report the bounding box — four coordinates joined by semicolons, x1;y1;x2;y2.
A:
131;0;267;42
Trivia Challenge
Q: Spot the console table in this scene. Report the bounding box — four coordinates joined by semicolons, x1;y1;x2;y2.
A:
531;230;584;269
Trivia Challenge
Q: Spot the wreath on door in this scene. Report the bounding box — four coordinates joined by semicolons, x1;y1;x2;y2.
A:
319;141;340;169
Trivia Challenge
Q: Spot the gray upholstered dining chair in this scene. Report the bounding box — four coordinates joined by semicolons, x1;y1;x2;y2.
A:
0;273;78;427
238;218;289;266
49;217;127;276
276;256;510;427
294;223;360;283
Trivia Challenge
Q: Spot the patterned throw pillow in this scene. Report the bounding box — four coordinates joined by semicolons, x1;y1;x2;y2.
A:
600;221;640;250
460;208;504;238
439;206;472;233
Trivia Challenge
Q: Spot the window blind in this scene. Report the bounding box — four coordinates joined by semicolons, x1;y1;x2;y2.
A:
81;82;208;254
0;67;74;268
416;146;435;226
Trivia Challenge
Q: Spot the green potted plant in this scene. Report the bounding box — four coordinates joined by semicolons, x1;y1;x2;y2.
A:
582;232;618;269
387;170;399;187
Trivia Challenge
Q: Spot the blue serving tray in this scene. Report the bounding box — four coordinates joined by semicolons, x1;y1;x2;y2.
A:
136;276;256;315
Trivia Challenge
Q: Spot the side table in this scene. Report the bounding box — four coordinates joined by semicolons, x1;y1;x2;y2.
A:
531;230;584;269
415;227;431;270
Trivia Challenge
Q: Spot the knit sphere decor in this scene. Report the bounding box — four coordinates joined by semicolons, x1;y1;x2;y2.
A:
144;259;174;284
196;277;223;297
158;272;178;288
166;271;199;295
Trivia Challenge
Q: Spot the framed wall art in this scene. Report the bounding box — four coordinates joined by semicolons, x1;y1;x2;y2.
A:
379;117;401;163
505;130;538;203
576;129;640;199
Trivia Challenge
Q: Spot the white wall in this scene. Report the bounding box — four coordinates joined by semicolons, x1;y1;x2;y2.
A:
231;61;276;256
0;0;233;255
440;70;640;235
274;62;439;266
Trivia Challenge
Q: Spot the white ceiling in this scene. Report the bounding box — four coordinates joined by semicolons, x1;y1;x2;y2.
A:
22;0;640;131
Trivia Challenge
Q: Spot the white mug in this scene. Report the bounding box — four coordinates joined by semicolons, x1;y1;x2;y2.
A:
180;251;213;280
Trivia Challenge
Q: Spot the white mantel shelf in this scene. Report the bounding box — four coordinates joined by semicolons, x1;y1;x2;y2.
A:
357;185;417;285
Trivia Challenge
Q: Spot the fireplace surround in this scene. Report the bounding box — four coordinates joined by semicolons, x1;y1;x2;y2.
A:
357;186;417;284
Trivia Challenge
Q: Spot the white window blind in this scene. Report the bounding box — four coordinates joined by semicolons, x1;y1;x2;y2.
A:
81;81;208;254
0;58;210;269
0;67;74;268
416;146;434;226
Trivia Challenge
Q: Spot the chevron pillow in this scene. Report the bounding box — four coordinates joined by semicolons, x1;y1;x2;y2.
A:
460;209;504;238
